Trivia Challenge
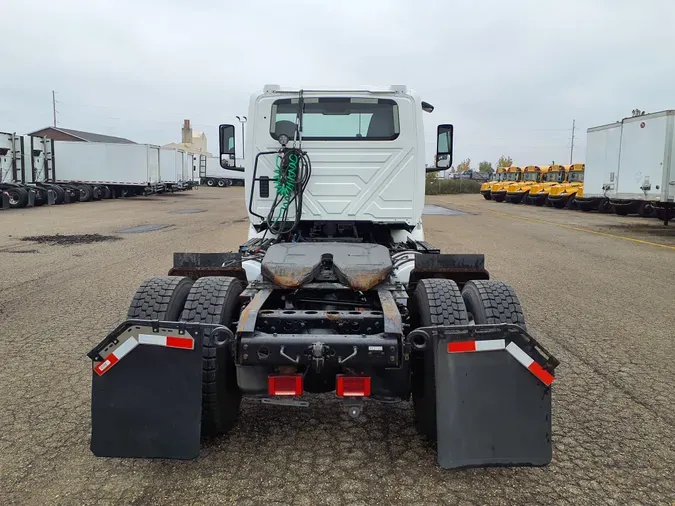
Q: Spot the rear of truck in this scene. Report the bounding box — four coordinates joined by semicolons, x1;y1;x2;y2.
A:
87;86;558;469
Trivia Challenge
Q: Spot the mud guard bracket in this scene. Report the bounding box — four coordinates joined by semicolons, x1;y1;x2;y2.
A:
88;320;233;460
410;324;558;469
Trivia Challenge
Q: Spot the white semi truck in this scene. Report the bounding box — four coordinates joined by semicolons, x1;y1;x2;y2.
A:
88;85;558;469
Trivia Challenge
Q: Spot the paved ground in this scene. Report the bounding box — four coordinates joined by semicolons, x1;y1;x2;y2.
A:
1;189;673;505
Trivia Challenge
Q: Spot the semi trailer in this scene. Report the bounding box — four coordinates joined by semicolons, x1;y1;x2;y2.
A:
54;140;164;198
87;85;558;469
200;155;245;187
580;111;675;222
159;148;197;191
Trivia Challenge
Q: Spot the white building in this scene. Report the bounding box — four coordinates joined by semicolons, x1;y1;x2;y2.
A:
163;119;211;155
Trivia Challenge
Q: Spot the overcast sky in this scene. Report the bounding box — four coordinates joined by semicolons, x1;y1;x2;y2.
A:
2;0;674;168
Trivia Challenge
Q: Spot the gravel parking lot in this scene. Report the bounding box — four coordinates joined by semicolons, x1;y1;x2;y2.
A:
1;188;673;505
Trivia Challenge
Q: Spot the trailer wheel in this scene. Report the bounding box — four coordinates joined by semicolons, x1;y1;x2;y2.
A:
76;184;93;202
598;198;613;213
461;280;526;330
7;187;29;208
127;276;194;321
409;278;468;442
206;178;215;187
91;186;103;200
33;188;47;206
217;179;226;188
100;185;111;199
180;276;245;437
638;202;655;218
46;184;65;204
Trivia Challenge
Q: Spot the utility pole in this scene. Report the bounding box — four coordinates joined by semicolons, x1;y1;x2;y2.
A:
236;115;247;160
569;119;576;164
52;90;57;127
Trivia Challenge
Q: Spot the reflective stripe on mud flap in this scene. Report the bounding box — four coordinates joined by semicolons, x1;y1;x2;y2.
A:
505;342;554;386
94;337;139;376
447;339;505;353
138;334;194;350
448;339;554;386
94;334;194;376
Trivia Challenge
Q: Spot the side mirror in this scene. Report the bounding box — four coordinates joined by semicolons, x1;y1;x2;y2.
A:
219;124;243;172
431;124;453;171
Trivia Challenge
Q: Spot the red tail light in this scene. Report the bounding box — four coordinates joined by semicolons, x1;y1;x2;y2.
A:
268;375;303;396
336;375;371;397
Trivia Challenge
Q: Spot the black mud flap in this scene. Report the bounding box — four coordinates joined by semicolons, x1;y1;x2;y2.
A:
0;191;8;209
410;324;559;469
87;320;233;460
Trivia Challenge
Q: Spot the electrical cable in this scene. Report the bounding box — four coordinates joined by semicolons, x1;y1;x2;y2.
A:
265;90;312;236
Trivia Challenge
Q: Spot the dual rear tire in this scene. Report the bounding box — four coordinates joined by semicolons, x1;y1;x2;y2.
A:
127;275;244;437
409;278;526;441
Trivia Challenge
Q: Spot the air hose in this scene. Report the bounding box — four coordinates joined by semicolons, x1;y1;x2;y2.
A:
266;146;311;235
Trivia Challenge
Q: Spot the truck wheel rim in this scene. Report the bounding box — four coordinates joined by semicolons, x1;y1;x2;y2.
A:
9;192;19;205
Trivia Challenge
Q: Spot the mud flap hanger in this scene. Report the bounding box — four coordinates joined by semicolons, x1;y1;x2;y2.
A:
407;324;559;469
87;319;233;460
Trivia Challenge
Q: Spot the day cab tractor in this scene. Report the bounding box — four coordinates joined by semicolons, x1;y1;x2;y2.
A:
548;163;584;209
480;167;506;200
490;166;523;202
87;85;558;469
526;164;567;206
505;165;550;204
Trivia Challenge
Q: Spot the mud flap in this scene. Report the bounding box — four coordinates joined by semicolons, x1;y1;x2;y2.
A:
411;324;558;469
0;191;8;209
87;320;232;460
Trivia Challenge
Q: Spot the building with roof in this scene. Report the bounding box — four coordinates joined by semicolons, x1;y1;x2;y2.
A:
162;119;210;155
27;127;136;144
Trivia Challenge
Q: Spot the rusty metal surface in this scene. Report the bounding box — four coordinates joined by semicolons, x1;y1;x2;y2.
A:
377;289;403;335
261;242;392;290
334;266;391;292
237;288;273;335
263;263;322;289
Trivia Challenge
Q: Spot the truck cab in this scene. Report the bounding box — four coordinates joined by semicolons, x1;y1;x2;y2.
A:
219;85;452;245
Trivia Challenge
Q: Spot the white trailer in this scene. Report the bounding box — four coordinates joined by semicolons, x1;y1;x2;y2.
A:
579;110;675;221
200;155;245;187
55;141;162;199
575;122;622;212
615;111;675;202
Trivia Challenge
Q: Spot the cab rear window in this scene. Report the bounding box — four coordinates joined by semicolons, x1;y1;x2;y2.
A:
270;98;400;141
